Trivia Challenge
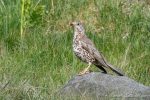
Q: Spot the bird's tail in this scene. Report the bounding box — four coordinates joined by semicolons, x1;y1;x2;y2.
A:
96;65;107;74
107;63;124;76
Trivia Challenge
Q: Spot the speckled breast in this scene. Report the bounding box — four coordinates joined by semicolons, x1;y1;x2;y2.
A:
73;40;95;63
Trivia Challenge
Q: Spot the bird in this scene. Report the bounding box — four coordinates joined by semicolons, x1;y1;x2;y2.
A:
70;21;124;76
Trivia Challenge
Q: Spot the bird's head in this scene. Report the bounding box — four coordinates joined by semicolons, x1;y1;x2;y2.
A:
70;21;85;34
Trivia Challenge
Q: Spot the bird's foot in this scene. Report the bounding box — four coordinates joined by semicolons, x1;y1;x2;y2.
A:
78;68;91;76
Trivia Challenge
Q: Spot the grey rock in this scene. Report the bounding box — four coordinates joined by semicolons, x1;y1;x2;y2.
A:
59;72;150;99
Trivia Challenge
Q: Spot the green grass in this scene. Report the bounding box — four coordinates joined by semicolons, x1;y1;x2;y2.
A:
0;0;150;99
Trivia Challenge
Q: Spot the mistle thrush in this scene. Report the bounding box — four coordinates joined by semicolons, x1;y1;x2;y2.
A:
70;21;124;76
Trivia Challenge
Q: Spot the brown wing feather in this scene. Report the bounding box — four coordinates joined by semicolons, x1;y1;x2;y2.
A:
80;35;108;67
80;35;124;76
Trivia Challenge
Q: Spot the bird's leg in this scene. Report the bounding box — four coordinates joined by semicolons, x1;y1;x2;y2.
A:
78;62;92;75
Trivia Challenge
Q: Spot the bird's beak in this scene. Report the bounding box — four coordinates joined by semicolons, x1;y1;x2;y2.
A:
70;22;75;26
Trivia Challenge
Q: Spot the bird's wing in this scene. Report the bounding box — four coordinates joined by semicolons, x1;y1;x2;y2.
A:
80;35;124;76
80;35;108;67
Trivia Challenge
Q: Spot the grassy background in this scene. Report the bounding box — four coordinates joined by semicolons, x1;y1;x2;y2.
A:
0;0;150;99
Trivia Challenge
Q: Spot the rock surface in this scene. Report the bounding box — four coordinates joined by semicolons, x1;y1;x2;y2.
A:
59;72;150;99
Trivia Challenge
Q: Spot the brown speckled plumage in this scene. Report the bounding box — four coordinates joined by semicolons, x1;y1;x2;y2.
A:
70;21;124;76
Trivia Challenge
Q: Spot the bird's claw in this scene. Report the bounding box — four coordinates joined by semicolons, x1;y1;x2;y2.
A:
78;69;91;76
